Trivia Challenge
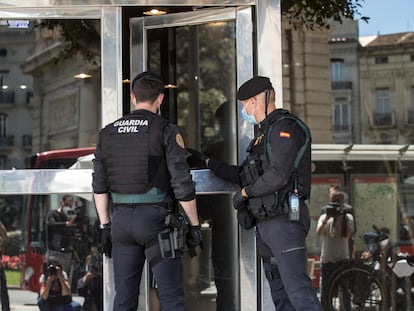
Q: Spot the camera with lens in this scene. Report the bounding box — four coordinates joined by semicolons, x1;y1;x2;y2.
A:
88;254;102;273
47;264;57;275
326;203;343;218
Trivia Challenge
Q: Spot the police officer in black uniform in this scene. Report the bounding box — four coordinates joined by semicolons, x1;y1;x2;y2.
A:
188;76;322;310
93;71;201;311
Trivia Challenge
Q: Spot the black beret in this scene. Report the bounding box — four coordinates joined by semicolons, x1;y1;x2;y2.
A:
131;71;165;89
237;76;273;100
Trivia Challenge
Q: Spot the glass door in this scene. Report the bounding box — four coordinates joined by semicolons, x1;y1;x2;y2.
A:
131;7;256;311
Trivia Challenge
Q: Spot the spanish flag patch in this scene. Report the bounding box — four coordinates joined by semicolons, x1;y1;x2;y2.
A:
280;131;291;138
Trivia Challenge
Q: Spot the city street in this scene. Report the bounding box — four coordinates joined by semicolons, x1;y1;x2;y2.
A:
8;288;84;311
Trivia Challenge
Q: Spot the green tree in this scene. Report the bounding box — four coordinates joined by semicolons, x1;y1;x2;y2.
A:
282;0;369;30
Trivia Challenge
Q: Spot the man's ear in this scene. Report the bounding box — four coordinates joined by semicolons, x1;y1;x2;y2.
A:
130;93;136;104
158;93;164;105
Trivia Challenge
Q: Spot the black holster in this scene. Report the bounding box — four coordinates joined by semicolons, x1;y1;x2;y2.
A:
248;192;289;222
158;213;187;259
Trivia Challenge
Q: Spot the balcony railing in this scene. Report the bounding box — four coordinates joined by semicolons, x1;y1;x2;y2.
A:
0;135;14;146
333;124;351;132
331;81;352;90
373;112;395;127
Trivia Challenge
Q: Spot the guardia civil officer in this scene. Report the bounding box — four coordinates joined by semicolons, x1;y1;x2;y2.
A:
93;71;202;311
187;76;322;310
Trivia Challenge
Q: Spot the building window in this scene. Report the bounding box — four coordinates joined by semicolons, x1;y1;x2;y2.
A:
333;97;350;131
375;56;388;64
374;88;392;125
409;87;414;124
330;58;345;81
411;54;414;62
0;113;7;137
376;88;390;113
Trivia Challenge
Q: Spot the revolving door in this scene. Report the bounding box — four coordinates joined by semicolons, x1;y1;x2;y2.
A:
130;7;257;311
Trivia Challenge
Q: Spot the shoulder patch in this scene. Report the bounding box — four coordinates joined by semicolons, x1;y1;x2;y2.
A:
176;133;185;149
280;131;291;138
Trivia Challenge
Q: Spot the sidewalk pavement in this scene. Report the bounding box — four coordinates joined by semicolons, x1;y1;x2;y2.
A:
8;288;84;311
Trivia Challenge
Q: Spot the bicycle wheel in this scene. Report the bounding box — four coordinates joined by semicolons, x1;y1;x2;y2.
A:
326;266;385;311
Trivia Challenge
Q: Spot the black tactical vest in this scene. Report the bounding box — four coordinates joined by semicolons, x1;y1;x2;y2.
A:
239;112;312;220
99;110;172;195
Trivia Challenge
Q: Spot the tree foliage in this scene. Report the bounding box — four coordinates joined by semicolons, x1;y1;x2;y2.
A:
282;0;369;30
35;20;100;65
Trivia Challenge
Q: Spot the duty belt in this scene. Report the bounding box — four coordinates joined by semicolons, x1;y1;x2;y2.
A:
113;202;175;209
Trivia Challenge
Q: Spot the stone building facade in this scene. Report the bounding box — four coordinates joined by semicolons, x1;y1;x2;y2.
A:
359;32;414;144
281;21;333;144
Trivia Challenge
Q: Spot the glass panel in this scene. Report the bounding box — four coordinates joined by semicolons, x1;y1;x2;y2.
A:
0;18;101;163
147;19;239;311
0;17;102;303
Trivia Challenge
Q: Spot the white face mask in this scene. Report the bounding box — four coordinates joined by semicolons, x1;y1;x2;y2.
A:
241;100;258;125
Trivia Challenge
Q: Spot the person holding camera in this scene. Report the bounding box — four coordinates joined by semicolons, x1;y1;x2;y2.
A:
38;257;82;311
77;246;103;311
316;190;354;310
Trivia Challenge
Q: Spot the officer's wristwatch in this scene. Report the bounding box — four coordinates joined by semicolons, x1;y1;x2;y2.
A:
99;222;111;229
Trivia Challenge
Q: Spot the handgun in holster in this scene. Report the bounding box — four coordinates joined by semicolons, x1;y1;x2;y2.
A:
158;213;187;259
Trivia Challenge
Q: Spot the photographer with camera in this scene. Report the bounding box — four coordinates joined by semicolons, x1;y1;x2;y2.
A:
38;257;82;311
77;246;103;311
316;190;354;310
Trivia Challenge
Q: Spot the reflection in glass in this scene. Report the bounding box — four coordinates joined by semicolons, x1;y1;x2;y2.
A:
147;20;239;311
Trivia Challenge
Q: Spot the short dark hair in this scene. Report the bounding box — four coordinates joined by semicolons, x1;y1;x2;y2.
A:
131;71;165;103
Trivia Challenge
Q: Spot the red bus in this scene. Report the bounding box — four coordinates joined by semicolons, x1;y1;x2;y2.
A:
20;147;96;292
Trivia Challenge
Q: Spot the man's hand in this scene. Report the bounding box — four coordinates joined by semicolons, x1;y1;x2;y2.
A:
186;148;207;168
233;190;248;210
100;224;112;258
186;225;203;257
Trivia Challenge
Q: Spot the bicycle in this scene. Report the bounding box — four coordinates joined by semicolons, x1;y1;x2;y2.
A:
326;226;414;311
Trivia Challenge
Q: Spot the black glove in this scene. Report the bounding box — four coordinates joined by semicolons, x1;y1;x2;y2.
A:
186;148;207;168
100;224;112;258
186;225;203;257
233;190;248;210
237;205;257;230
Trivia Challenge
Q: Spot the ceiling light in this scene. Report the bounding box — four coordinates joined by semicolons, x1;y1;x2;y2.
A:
74;73;92;79
2;85;8;90
143;9;167;16
20;85;27;89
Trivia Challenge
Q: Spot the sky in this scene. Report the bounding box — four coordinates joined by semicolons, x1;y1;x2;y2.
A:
358;0;414;36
